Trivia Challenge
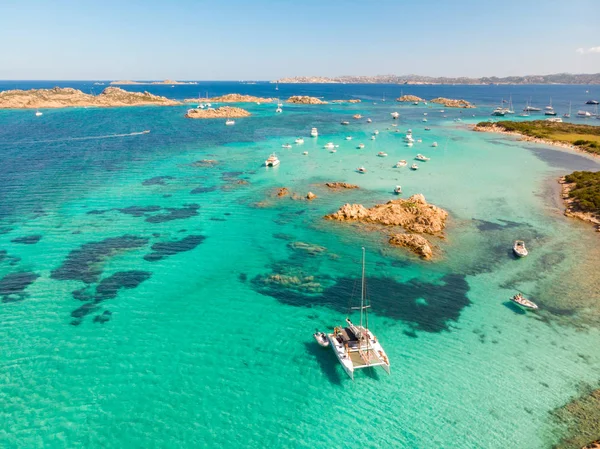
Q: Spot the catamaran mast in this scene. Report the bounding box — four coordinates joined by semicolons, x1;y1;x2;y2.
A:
360;247;365;330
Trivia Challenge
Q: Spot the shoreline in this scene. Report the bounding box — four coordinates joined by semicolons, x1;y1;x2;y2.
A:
472;123;599;158
559;177;600;231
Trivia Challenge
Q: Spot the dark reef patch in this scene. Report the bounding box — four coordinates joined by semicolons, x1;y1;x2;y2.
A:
145;204;200;223
142;176;175;186
11;235;42;245
51;235;149;284
71;303;98;319
144;235;205;262
191;186;218;194
95;271;151;301
0;272;39;302
209;217;226;221
472;218;524;232
94;310;113;324
117;206;162;217
253;273;470;333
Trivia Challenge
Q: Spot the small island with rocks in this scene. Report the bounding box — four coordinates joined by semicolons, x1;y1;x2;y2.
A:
184;93;275;103
185;106;251;119
396;95;426;103
0;87;181;109
429;97;475;108
324;194;448;259
559;171;600;231
286;96;328;105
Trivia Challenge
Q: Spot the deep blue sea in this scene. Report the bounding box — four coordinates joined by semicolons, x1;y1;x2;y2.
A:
0;81;599;448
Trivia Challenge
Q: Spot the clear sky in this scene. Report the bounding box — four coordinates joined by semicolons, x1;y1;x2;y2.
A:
0;0;599;80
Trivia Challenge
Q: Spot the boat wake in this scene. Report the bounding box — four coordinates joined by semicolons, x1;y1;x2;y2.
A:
2;130;150;146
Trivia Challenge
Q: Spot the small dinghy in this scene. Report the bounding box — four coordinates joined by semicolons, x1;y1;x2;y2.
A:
295;137;304;144
357;167;367;174
425;127;431;131
366;118;372;123
396;160;407;167
513;240;528;257
377;151;388;157
432;142;438;147
340;121;350;125
374;130;379;135
357;143;365;149
415;154;430;161
281;144;292;149
371;135;376;140
345;136;352;140
313;331;330;347
394;185;402;194
411;163;419;170
510;293;538;310
303;151;308;155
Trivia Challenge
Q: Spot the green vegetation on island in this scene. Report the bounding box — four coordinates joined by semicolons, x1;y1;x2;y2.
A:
563;171;600;214
475;120;600;155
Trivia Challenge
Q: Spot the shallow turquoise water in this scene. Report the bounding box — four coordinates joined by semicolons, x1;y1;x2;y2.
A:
0;89;599;448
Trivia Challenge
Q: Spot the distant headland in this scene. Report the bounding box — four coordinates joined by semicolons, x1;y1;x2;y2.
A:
110;80;198;85
0;87;181;109
274;73;600;85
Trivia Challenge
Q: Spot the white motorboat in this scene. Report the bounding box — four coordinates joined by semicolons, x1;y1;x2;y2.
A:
406;142;413;147
366;118;372;123
432;142;438;147
313;331;330;347
310;127;319;137
326;248;390;380
510;293;538;310
415;154;430;161
391;112;399;119
370;136;376;140
341;121;350;125
394;185;402;194
330;149;337;153
35;110;43;116
374;130;379;135
577;110;592;118
225;119;235;126
413;101;419;105
422;118;428;122
303;151;308;155
587;100;600;105
404;135;414;143
492;107;506;117
265;153;280;167
295;137;304;144
141;130;150;134
377;151;388;157
357;167;367;174
423;112;428;116
513;240;528;257
411;163;419;170
417;139;422;143
276;107;283;113
396;160;407;167
282;144;292;149
544;98;556;116
345;136;352;140
357;143;365;149
425;127;431;131
324;142;336;149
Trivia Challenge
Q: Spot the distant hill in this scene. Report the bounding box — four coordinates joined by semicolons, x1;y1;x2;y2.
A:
275;73;600;85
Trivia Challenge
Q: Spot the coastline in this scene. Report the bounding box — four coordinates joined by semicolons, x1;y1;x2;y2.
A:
559;177;600;231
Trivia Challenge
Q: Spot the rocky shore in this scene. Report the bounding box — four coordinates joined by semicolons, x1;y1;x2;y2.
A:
286;96;328;105
324;194;448;259
559;176;600;231
185;106;251;119
396;95;426;103
325;182;359;189
184;93;275;103
0;87;180;109
430;97;475;108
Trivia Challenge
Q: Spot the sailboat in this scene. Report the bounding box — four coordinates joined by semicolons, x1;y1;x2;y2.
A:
519;100;530;117
275;81;279;91
506;95;515;114
544;98;557;116
563;101;571;118
327;248;391;380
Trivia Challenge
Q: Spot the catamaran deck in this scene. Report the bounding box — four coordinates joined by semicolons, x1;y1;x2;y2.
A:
347;348;387;369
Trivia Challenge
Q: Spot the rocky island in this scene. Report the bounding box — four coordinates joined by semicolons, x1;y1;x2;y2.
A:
396;95;426;103
474;120;600;156
331;99;361;103
559;171;600;231
0;87;180;109
324;194;448;259
429;97;475;108
184;93;275;103
286;96;328;105
185;106;251;119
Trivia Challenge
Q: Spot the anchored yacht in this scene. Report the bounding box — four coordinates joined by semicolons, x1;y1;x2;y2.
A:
327;248;390;380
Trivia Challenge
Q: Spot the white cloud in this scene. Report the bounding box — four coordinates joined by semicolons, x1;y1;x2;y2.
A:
576;46;600;55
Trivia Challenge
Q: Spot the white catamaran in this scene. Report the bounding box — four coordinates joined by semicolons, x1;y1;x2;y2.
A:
327;248;390;380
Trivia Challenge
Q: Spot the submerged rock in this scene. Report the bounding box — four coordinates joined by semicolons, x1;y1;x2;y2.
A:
325;182;359;189
276;187;290;197
306;191;317;200
389;234;433;259
288;241;327;255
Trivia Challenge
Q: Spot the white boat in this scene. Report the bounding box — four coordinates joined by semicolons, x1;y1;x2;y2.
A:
357;143;365;149
374;130;379;135
415;154;430;161
366;118;372;123
371;136;376;140
492;104;507;116
275;107;283;113
225;119;235;126
404;135;414;142
391;112;399;119
410;163;418;170
510;293;538;310
295;137;304;144
563;101;571;118
35;111;43;116
395;160;407;167
432;141;438;147
326;248;390;380
345;136;352;140
394;185;402;194
282;144;292;149
341;121;350;125
265;153;280;167
425;127;431;131
546;117;562;123
310;127;319;137
587;100;600;105
422;118;428;122
413;101;419;105
544;98;557;116
141;130;150;134
513;240;528;257
277;102;283;107
330;149;337;153
406;141;413;147
377;151;388;157
423;112;428;116
417;139;422;143
303;151;308;155
577;110;592;118
357;167;367;173
313;331;330;347
324;142;336;149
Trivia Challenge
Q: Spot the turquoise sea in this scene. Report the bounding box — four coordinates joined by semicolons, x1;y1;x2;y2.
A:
1;82;599;448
